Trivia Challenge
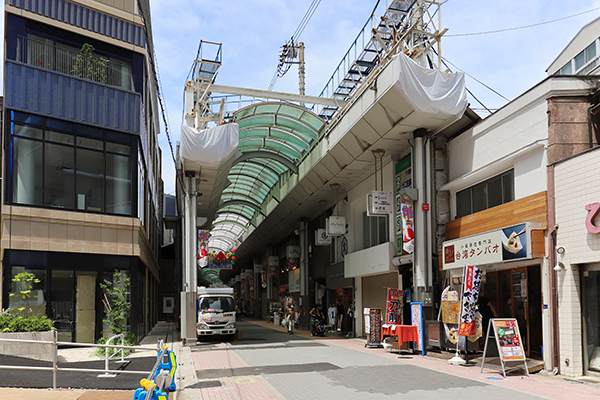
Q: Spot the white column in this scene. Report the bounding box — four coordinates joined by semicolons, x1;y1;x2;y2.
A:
414;134;427;292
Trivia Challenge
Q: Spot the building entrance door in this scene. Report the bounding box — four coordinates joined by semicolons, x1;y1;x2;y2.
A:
487;265;542;358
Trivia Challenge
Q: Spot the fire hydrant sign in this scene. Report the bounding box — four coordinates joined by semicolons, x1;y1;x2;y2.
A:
493;319;526;361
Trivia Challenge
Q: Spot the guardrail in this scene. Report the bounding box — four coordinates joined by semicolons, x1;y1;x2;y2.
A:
0;330;162;390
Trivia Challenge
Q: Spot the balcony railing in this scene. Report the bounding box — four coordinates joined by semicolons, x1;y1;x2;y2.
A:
16;36;133;91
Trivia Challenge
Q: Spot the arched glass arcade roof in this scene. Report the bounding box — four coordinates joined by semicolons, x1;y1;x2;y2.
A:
207;102;326;252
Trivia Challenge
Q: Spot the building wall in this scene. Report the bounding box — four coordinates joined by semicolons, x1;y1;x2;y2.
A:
551;144;600;376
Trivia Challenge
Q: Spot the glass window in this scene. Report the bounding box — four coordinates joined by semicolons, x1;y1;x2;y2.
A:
78;136;103;150
12;137;43;206
199;296;235;312
502;170;514;203
456;189;471;218
44;143;75;209
14;124;43;139
455;170;514;218
363;212;389;249
76;149;104;211
559;62;572;75
51;270;75;342
575;51;586;70
107;142;131;155
106;153;132;215
8;267;47;317
586;42;597;62
472;182;487;213
46;130;74;145
487;176;503;208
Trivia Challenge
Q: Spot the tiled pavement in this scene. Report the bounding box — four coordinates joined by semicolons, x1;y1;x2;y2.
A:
177;319;600;400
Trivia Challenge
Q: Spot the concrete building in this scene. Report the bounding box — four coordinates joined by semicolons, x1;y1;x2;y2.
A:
2;0;163;342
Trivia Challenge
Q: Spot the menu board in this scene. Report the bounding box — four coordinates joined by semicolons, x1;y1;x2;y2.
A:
368;308;382;346
493;319;526;361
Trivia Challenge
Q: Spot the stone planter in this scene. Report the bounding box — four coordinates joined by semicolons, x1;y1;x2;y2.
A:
0;331;54;361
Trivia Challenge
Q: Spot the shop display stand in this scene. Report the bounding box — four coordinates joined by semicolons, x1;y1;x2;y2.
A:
480;319;529;378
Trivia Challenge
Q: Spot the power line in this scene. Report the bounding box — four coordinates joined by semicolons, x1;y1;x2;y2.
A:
268;0;322;91
447;6;600;37
441;56;510;102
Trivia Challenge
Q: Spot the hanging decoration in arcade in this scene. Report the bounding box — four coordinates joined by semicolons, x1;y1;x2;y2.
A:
457;265;482;336
207;248;237;269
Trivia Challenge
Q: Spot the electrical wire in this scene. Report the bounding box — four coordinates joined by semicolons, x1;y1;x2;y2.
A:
441;56;510;101
268;0;322;90
447;6;600;37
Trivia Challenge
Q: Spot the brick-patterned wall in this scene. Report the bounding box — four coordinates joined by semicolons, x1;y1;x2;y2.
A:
555;147;600;376
548;96;595;164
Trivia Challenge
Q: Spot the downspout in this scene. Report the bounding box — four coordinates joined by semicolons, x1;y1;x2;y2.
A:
548;166;560;373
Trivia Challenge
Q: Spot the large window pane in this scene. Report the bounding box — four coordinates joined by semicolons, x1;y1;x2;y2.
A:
456;189;471;218
487;176;503;208
14;124;43;139
12;137;43;206
559;62;572;75
51;270;74;342
76;149;104;211
586;43;596;62
377;216;388;245
502;171;514;203
44;143;74;209
106;153;131;215
9;267;47;317
575;51;586;70
472;182;487;213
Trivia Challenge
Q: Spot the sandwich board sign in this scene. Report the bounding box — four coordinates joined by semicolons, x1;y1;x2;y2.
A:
480;318;529;378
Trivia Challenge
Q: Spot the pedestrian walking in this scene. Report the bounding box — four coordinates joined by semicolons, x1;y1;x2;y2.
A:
286;305;297;334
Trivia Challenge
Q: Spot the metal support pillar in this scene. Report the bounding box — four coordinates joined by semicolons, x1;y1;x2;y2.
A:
181;173;198;344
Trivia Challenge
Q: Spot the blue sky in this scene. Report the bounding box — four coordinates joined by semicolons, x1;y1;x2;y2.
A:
2;1;599;195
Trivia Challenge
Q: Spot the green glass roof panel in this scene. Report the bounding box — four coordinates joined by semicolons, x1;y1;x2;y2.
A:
224;181;269;199
238;130;308;154
237;116;275;130
238;140;301;161
277;104;304;119
300;112;326;133
217;206;255;221
229;164;278;186
274;117;318;142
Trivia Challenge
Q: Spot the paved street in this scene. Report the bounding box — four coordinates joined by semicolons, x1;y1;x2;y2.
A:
176;320;600;400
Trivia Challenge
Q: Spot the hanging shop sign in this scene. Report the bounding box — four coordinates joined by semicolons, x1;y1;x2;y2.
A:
367;191;393;216
326;216;346;236
315;229;332;245
254;263;264;274
442;222;534;270
268;256;279;277
457;266;482;336
287;246;300;271
386;288;405;324
585;203;600;233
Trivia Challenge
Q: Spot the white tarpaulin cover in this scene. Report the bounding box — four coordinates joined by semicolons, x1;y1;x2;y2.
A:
392;53;467;116
180;123;239;166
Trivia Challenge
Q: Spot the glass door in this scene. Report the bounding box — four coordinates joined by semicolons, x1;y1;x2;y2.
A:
583;265;600;372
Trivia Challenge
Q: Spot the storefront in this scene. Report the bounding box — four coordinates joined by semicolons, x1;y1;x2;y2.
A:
554;146;600;377
442;192;548;360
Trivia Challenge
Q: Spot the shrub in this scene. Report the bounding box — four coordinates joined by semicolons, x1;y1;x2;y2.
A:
0;311;54;333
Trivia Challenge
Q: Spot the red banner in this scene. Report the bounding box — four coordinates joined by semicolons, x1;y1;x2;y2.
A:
386;288;405;324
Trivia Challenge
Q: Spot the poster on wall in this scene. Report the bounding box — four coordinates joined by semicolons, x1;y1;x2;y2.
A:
268;256;279;277
261;270;267;288
386;288;405;324
287;246;300;271
394;156;414;255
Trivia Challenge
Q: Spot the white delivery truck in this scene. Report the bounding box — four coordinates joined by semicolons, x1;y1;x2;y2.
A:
196;287;237;340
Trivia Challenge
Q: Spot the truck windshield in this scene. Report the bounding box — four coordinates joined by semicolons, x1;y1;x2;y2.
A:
199;296;234;313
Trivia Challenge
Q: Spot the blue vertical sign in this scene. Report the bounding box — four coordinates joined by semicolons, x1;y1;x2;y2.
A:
411;302;425;355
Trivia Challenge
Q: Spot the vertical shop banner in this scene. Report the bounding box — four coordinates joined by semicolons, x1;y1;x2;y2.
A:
386;288;405;324
261;270;267;288
458;265;482;336
287;246;300;271
198;230;210;256
248;275;254;297
493;319;526;361
268;256;279;277
394;156;414;255
411;302;425;354
368;308;382;346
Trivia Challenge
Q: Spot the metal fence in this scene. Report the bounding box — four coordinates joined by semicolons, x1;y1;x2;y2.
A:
16;36;133;91
0;330;161;390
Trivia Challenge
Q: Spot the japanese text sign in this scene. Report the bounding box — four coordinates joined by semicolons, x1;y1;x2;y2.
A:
386;288;405;324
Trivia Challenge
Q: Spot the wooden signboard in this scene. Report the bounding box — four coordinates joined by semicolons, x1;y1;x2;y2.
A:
480;318;529;377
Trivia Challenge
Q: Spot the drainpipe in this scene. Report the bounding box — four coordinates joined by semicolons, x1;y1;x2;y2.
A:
547;165;560;373
413;128;429;301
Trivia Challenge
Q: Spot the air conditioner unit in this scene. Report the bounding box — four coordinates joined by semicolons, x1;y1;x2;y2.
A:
315;229;332;246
